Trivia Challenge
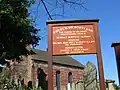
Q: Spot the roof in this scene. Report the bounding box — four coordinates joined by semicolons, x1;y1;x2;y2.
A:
111;41;120;47
30;48;84;69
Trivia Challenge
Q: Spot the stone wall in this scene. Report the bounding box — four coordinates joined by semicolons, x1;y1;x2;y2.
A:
11;55;33;85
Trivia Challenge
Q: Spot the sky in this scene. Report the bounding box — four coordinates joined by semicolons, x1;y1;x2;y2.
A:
29;0;120;84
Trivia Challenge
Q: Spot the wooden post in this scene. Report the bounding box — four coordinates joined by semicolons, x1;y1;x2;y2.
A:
95;22;106;90
111;42;120;85
48;24;53;90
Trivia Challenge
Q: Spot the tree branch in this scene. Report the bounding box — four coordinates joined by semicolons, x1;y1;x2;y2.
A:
40;0;53;20
63;0;88;10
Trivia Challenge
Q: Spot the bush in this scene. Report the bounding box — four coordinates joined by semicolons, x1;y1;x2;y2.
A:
30;88;43;90
0;69;43;90
0;71;18;90
113;84;120;90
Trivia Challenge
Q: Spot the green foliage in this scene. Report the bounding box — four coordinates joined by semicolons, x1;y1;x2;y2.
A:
0;0;40;64
0;70;44;90
113;84;120;90
0;71;18;90
30;88;43;90
83;61;98;90
22;87;43;90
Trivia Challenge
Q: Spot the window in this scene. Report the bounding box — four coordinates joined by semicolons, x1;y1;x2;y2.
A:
68;72;72;84
68;72;72;89
56;71;60;90
37;68;46;89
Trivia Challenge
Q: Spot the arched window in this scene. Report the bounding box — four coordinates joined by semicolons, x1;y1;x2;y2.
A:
68;72;72;90
37;68;46;89
56;71;60;90
68;72;72;83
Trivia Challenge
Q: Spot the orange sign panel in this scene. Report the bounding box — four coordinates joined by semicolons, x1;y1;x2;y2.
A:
52;24;96;55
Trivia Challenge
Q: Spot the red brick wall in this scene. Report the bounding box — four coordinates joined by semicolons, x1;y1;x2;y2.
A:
33;61;84;87
53;64;83;87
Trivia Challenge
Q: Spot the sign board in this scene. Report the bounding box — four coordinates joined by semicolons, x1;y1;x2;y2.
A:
52;24;96;55
47;19;106;90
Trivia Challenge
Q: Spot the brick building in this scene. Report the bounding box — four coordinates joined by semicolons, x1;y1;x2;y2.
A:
11;48;84;89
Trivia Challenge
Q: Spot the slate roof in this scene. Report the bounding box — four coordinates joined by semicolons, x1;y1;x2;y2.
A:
30;48;84;69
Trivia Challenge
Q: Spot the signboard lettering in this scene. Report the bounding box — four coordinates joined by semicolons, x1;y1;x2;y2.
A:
52;24;96;55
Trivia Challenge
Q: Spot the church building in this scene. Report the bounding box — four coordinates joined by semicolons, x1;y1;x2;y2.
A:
11;48;84;90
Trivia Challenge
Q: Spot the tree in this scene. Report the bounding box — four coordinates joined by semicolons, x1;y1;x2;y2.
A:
0;0;40;65
28;0;88;41
83;61;98;90
0;0;87;65
30;0;87;20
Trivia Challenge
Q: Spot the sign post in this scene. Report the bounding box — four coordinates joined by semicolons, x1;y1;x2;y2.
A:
47;24;53;90
47;19;106;90
95;22;106;90
111;42;120;85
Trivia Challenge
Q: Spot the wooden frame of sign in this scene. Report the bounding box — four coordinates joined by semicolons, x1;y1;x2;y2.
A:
47;19;106;90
